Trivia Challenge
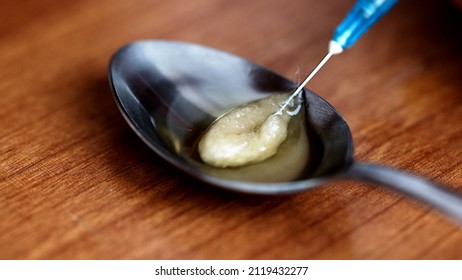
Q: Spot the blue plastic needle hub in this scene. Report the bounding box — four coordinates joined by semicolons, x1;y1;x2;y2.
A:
332;0;398;49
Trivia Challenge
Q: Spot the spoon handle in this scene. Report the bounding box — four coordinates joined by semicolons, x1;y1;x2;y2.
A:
346;162;462;223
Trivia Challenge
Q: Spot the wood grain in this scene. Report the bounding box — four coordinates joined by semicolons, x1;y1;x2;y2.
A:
1;0;461;259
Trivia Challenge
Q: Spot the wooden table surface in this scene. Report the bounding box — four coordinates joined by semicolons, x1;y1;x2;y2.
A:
1;0;462;259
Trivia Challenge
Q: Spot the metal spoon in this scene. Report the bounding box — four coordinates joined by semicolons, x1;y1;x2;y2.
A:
109;40;462;222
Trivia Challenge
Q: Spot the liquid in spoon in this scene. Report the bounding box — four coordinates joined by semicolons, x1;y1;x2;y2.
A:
177;93;322;183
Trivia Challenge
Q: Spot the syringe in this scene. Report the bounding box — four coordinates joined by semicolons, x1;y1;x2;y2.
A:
280;0;398;111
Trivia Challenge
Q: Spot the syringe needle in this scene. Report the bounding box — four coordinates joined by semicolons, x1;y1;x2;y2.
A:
279;0;398;113
278;41;343;113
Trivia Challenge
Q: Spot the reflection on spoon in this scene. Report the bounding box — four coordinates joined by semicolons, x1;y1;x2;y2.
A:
109;40;462;223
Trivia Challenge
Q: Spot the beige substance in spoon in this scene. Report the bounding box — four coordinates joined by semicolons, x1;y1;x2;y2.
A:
198;94;298;168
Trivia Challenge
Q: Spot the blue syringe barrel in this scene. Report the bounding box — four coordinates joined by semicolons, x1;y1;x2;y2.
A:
332;0;398;49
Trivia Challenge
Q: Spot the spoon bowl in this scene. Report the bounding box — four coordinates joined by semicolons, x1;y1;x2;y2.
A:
109;40;462;222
